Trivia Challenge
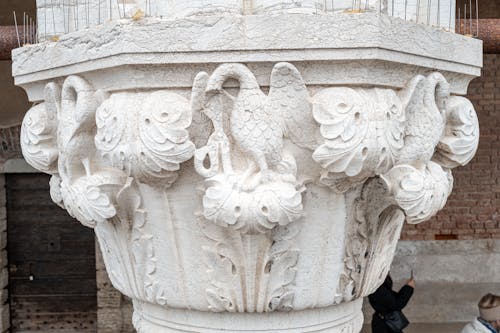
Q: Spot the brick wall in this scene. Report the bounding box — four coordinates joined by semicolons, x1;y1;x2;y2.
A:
96;246;134;333
401;54;500;241
0;176;9;333
0;126;21;163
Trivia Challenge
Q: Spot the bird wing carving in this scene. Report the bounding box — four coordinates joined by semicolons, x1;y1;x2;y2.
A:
268;62;317;150
397;73;449;166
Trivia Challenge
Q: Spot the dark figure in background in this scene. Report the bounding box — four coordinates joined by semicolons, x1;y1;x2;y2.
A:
368;274;415;333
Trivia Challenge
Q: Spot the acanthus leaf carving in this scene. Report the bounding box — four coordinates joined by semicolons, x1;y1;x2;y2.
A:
328;72;479;303
381;161;453;224
20;83;60;174
95;90;195;187
312;87;406;192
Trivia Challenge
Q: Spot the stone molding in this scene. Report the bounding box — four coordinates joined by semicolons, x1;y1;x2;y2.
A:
19;61;479;332
12;13;482;100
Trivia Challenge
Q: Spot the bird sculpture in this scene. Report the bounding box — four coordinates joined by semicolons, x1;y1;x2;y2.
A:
397;72;450;167
204;62;316;182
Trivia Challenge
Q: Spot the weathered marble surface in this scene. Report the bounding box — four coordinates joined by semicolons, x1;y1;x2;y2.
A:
36;0;455;42
15;7;481;333
13;13;481;101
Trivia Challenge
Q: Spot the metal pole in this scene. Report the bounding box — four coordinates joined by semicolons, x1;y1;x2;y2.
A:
416;0;421;23
475;0;479;36
448;0;452;31
52;0;57;36
427;0;431;25
63;0;67;33
13;12;21;47
437;0;440;26
469;0;472;35
464;3;467;34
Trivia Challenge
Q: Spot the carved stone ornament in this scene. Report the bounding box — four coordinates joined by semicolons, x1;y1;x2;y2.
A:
20;63;479;332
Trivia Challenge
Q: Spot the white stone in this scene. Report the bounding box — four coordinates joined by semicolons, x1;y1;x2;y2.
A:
15;7;481;333
35;0;456;42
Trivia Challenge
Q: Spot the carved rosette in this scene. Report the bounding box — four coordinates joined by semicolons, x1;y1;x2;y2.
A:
20;63;479;332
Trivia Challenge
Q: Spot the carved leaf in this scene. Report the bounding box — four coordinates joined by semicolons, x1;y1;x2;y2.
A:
265;223;301;311
202;174;304;233
359;207;406;297
434;96;480;169
20;83;60;174
59;172;124;227
95;91;195;186
381;161;453;224
312;87;405;191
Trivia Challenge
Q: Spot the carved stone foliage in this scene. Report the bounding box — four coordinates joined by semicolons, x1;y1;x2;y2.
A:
192;62;319;312
19;62;479;332
321;73;480;301
95;91;195;187
20;75;195;304
21;77;126;228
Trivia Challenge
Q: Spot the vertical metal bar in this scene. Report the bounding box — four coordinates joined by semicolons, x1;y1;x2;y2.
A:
416;0;420;23
464;2;467;34
437;0;440;26
469;0;472;35
63;0;67;33
13;12;21;47
427;0;431;25
404;0;408;20
76;0;79;30
475;0;479;36
458;7;461;34
52;0;57;36
391;0;394;16
35;11;39;43
44;5;47;41
448;0;452;31
29;17;32;44
23;12;25;45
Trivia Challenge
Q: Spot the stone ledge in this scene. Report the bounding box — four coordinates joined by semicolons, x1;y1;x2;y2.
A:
12;13;482;100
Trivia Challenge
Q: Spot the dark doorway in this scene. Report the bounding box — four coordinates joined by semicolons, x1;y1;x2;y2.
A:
6;174;97;332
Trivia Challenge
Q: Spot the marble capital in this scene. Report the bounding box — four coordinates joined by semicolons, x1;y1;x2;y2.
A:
19;62;480;332
14;11;481;333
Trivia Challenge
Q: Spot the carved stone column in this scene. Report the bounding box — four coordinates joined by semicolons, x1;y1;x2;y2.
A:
13;8;481;333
